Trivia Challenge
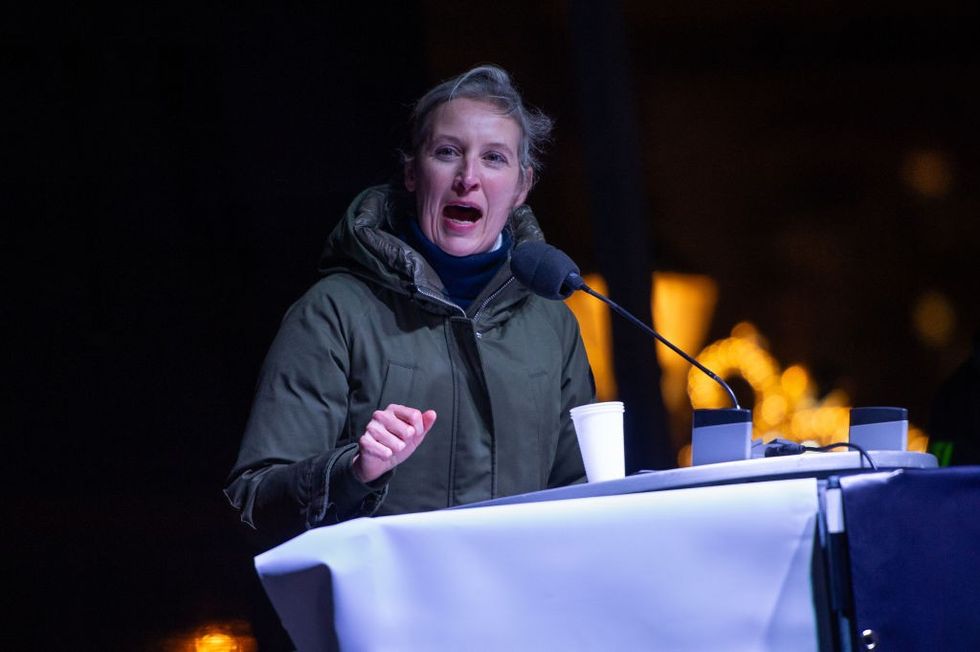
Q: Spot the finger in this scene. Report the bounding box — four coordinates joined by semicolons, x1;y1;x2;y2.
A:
358;432;393;460
405;408;425;444
365;421;407;454
420;409;437;435
385;404;428;427
375;407;419;439
387;403;433;439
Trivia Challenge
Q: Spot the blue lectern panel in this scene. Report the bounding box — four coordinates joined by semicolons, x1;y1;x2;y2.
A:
840;467;980;651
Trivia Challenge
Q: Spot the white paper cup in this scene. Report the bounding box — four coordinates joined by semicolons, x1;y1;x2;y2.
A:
569;401;625;482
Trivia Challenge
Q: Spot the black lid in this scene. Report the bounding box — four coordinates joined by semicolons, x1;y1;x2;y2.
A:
849;406;908;425
693;408;752;427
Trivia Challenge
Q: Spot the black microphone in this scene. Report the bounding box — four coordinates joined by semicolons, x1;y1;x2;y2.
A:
509;241;586;299
511;241;741;409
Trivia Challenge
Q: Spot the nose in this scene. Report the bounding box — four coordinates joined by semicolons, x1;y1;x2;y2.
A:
454;158;479;193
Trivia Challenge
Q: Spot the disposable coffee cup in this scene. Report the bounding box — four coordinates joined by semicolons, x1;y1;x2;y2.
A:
569;401;625;482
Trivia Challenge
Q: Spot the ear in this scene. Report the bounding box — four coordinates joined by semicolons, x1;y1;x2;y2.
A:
404;158;416;192
515;167;533;206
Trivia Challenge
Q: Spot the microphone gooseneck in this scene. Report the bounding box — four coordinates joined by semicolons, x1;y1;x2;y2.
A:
511;241;741;409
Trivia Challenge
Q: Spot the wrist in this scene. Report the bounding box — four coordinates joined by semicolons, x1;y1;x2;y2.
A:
351;453;368;483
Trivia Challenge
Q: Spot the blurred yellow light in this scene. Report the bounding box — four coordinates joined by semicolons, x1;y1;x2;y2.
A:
158;621;257;652
781;365;810;401
568;279;936;462
901;148;953;198
821;389;851;407
731;321;760;341
912;290;956;347
565;273;617;400
908;426;929;453
688;325;781;416
677;443;692;467
196;633;240;652
566;271;720;409
652;272;718;412
760;394;788;426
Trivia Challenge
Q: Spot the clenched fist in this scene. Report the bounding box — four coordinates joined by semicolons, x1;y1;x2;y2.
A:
352;404;438;484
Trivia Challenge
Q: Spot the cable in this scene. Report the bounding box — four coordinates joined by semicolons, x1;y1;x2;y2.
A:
763;439;878;470
804;442;877;471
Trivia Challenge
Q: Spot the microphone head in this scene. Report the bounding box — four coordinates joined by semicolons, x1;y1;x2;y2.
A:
511;241;584;300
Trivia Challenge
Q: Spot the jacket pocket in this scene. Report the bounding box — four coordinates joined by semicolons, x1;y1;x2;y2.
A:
376;360;418;410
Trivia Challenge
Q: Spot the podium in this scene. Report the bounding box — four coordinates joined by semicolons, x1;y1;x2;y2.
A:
254;452;972;652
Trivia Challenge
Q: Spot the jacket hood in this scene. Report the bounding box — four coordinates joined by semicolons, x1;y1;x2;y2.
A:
318;184;547;303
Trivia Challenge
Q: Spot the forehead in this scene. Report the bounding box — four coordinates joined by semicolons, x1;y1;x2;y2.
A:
427;98;522;148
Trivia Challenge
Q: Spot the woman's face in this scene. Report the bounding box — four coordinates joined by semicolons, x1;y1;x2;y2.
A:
405;98;531;257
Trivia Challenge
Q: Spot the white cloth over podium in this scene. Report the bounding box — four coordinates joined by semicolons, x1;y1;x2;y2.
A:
256;478;819;652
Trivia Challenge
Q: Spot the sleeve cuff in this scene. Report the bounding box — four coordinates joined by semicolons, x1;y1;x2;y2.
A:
306;443;394;528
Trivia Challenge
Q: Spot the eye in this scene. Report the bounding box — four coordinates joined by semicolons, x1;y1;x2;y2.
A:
483;151;508;165
434;146;459;160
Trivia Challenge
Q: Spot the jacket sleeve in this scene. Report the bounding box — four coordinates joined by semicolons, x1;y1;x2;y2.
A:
547;305;595;488
224;283;390;538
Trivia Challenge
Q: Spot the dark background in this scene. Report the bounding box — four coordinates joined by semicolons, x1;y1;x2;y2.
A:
7;2;979;649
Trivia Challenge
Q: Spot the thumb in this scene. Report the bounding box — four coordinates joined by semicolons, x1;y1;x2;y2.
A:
420;409;438;435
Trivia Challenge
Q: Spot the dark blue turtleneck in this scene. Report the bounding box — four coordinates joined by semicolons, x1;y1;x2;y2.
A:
403;218;512;310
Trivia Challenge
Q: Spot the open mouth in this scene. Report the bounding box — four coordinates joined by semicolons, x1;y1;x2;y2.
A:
443;204;483;223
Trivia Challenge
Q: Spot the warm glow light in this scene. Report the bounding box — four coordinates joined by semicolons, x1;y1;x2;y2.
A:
565;273;617;400
760;394;788;426
688;323;780;412
731;321;764;343
781;365;810;401
682;321;931;457
908;426;929;453
912;290;956;347
161;622;257;652
197;633;240;652
901;148;953;198
566;271;719;406
791;406;851;446
567;278;934;463
651;272;718;412
677;443;692;467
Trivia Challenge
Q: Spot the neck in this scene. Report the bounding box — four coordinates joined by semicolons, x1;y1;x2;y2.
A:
404;219;512;310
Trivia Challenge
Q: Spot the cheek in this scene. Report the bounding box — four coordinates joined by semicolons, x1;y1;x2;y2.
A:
416;167;451;202
490;176;525;210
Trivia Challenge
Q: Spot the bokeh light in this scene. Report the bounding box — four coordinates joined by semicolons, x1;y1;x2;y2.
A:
901;148;953;198
652;272;719;412
565;273;617;400
685;322;930;462
158;621;257;652
567;278;933;466
912;290;956;347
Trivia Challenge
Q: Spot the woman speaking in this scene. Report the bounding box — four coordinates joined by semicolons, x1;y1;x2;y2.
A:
225;65;595;540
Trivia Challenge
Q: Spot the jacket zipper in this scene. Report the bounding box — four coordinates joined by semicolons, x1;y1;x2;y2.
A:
411;284;466;317
411;276;517;330
413;276;515;501
472;276;517;329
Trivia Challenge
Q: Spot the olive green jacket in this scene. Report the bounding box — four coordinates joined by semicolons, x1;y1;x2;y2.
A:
224;186;593;539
